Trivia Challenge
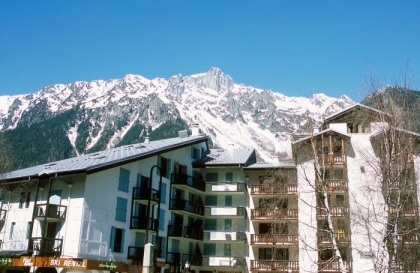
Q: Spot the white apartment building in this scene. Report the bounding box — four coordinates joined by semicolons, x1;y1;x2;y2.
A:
0;104;419;273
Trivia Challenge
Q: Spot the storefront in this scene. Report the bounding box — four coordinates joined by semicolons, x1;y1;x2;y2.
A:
1;256;133;273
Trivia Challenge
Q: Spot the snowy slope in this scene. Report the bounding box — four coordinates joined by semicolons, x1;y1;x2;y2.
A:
0;68;354;161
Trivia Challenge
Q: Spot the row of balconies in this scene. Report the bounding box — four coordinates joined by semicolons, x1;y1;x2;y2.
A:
166;252;246;267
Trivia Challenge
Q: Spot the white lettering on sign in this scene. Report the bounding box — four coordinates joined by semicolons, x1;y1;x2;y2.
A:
50;260;61;266
62;260;86;267
23;258;34;266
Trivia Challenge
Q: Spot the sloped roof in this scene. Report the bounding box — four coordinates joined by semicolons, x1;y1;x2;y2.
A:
291;128;351;145
243;161;295;170
193;148;256;167
324;103;389;122
371;126;420;139
0;134;209;182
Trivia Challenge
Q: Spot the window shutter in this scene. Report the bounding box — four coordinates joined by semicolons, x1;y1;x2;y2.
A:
159;209;165;231
110;227;116;252
197;148;201;159
167;159;172;178
157;155;162;175
121;229;125;253
125;170;130;192
136;173;142;188
122;198;128;222
161;183;167;204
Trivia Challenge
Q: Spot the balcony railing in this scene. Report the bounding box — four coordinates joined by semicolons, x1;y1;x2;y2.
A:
166;252;203;266
132;187;160;204
202;256;246;267
318;260;351;272
169;199;204;216
317;179;347;191
250;184;297;195
250;234;298;245
203;231;246;242
318;154;346;165
205;182;246;193
130;216;158;231
317;207;348;217
251;208;298;220
171;174;205;192
29;237;63;256
34;204;67;220
318;231;349;244
250;260;299;272
167;225;204;240
396;234;420;244
204;207;247;218
127;246;145;263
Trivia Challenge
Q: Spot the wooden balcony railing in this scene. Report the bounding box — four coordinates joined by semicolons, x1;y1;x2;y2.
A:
206;182;246;193
251;234;298;245
250;184;297;195
317;207;348;217
34;204;67;220
171;174;205;192
318;154;346;165
250;260;299;272
318;260;351;272
251;208;298;220
169;199;205;216
317;179;347;191
318;231;349;244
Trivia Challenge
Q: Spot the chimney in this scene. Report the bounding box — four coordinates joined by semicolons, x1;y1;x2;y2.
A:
190;123;200;136
144;135;150;144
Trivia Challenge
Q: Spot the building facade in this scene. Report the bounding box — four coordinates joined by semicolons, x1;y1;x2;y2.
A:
0;104;419;273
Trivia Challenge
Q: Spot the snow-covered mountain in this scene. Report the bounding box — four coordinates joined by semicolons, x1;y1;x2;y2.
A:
0;68;354;163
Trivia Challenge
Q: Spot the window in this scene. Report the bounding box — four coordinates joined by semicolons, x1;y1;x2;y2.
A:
204;219;217;230
10;222;15;239
203;244;216;255
226;172;233;182
191;147;201;159
118;168;130;192
19;192;31;208
157;155;171;178
224;244;231;256
110;227;125;253
115;197;128;222
206;173;218;182
26;222;32;239
225;196;232;206
224;219;232;231
205;196;217;206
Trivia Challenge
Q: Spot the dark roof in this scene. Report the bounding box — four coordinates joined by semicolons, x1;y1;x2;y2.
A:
193;148;256;167
0;134;208;182
324;103;389;123
243;161;295;170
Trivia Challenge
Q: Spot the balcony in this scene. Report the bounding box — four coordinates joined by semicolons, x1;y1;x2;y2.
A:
127;246;144;264
250;260;299;272
317;207;348;217
317;179;347;191
251;208;298;220
168;225;204;240
171;174;205;192
205;182;246;194
132;187;160;205
204;207;247;218
250;234;298;245
34;204;66;220
318;154;346;165
169;199;204;216
318;260;351;272
318;231;349;244
130;216;158;231
166;252;203;266
203;231;246;242
250;184;297;196
29;237;63;257
202;256;246;267
396;234;420;244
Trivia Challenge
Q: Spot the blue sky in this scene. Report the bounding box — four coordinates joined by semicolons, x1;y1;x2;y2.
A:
1;1;419;101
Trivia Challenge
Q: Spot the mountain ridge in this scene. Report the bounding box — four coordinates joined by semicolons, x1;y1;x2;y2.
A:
0;68;355;170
